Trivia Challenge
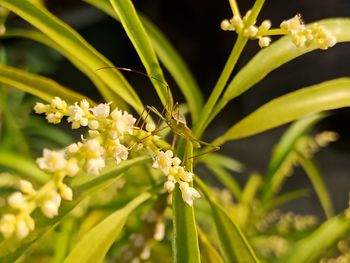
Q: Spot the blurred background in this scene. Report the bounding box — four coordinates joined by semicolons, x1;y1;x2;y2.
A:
2;0;350;217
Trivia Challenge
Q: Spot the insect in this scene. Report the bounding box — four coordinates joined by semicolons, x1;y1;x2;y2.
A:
96;66;219;156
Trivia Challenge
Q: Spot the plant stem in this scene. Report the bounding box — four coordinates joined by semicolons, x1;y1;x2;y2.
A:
193;34;247;139
193;0;266;139
229;0;241;18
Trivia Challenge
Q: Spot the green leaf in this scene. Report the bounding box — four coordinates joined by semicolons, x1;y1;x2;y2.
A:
261;114;324;202
0;64;91;104
213;78;350;145
221;18;350;104
299;156;334;218
109;0;170;107
0;156;150;261
83;0;203;123
1;29;124;106
197;227;224;263
0;151;49;183
63;192;151;263
172;186;201;263
279;214;350;263
195;177;260;263
0;0;143;113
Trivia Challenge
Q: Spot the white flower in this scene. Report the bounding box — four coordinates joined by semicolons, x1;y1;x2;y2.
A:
179;182;200;207
34;102;48;114
85;139;103;154
66;143;80;155
41;200;59;218
41;191;61;218
86;158;105;175
88;119;99;130
113;139;129;164
19;180;36;195
65;158;80;177
16;218;30;239
0;214;16;239
164;180;175;193
258;36;271;48
152;150;174;174
59;184;73;201
37;149;67;172
46;112;63;124
153;221;165;241
67;102;88;129
111;109;136;135
51;97;67;110
91;103;111;118
8;192;27;211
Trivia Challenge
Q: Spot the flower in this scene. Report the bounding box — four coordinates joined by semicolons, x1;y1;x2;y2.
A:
111;108;136;135
91;103;111;118
37;149;67;173
152;150;174;174
86;158;105;175
67;102;89;129
8;192;27;211
179;182;201;207
113;139;129;164
41;191;61;218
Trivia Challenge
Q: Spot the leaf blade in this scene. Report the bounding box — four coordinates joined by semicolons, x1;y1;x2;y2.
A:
0;64;91;104
195;177;260;263
63;192;151;263
109;0;169;106
214;78;350;145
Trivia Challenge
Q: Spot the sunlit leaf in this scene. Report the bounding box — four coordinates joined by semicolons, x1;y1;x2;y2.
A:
172;186;201;263
0;64;90;104
63;192;151;263
198;227;224;263
109;0;170;107
0;0;143;113
214;78;350;145
84;0;203;122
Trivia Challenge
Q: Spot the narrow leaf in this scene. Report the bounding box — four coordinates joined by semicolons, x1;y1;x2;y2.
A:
84;0;203;122
214;78;350;145
197;227;224;263
261;114;324;202
279;214;350;263
1;29;125;106
0;0;143;112
109;0;170;106
63;192;151;263
0;64;91;104
172;186;201;263
299;156;334;218
0;151;49;183
195;177;260;263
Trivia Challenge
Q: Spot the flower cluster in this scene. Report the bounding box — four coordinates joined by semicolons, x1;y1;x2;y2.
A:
221;11;336;49
0;97;201;240
152;150;200;206
281;15;336;49
221;10;272;48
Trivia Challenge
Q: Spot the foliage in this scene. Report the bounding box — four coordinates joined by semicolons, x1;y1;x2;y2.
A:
0;0;349;262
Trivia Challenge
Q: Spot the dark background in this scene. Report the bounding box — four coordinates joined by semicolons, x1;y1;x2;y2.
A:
5;0;350;216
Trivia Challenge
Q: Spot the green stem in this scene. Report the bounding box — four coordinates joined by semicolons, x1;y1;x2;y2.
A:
193;34;248;138
193;0;266;138
229;0;241;18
